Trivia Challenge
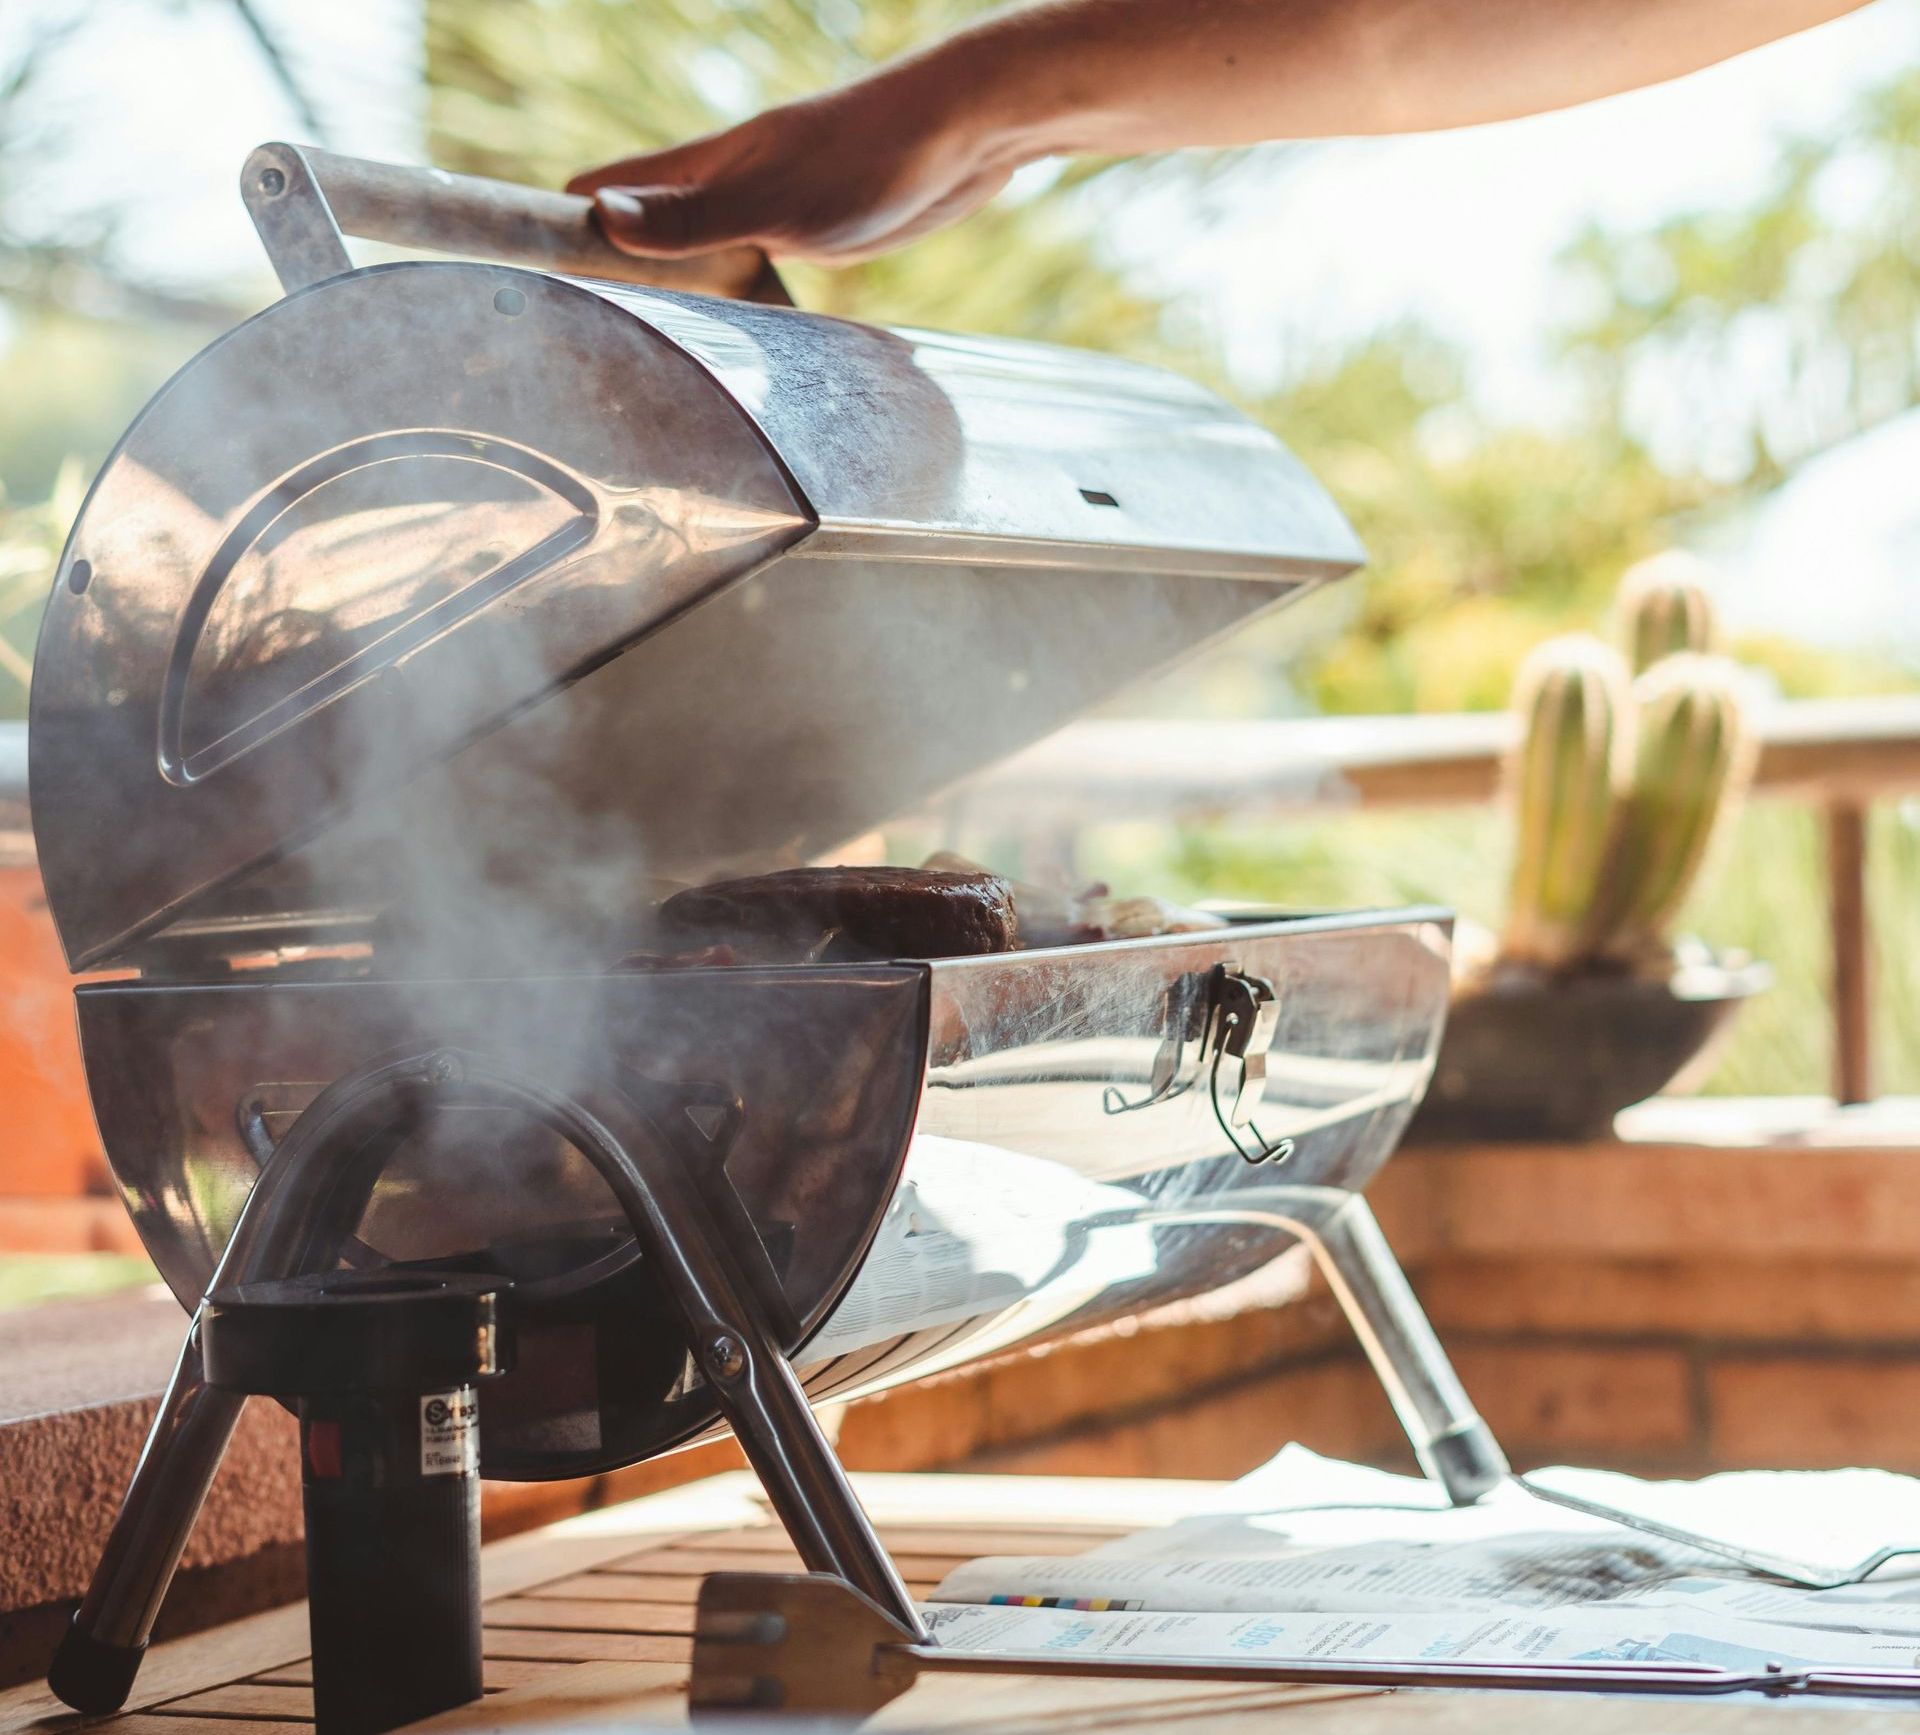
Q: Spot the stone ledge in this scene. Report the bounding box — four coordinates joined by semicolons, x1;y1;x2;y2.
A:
1377;1099;1920;1263
0;1289;302;1618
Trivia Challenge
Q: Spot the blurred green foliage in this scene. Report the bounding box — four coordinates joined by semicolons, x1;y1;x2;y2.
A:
1254;341;1718;714
1561;71;1920;486
1078;797;1920;1096
0;310;194;505
424;0;1171;350
0;1251;155;1311
0;454;85;715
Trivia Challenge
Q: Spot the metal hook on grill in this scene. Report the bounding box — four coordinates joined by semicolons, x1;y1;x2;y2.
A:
1100;1069;1197;1118
1101;964;1294;1165
1207;970;1293;1166
1101;969;1215;1118
1209;1034;1294;1167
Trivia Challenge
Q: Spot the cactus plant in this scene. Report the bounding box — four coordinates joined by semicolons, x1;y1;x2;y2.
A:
1617;549;1719;673
1500;634;1631;970
1441;584;1762;1139
1581;653;1757;965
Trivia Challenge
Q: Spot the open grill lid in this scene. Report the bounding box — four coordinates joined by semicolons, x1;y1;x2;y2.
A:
29;150;1364;974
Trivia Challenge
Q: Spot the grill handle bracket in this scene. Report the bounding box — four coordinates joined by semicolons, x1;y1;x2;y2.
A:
239;141;792;304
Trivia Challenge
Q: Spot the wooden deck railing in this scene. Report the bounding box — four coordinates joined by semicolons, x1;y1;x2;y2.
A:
938;694;1920;1106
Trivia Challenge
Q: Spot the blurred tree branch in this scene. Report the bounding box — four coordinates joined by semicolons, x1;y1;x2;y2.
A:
228;0;332;145
1559;69;1920;486
0;241;238;332
0;5;239;334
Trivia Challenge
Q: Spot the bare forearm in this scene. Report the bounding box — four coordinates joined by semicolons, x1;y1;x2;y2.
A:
571;0;1874;262
935;0;1872;156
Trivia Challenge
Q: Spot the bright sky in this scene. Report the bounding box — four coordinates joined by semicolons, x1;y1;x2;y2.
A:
1162;0;1920;420
3;0;420;301
5;0;1918;422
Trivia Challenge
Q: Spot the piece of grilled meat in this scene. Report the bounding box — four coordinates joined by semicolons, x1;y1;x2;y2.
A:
921;852;1225;947
657;866;1018;963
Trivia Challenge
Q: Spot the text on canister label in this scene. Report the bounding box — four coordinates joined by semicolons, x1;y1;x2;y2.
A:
420;1388;479;1476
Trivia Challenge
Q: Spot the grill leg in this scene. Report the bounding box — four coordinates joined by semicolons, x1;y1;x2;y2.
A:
47;1055;441;1714
47;1330;244;1713
1300;1193;1508;1504
558;1074;926;1641
48;1046;927;1714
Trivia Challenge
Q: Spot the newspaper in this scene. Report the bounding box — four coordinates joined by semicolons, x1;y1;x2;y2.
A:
925;1446;1920;1675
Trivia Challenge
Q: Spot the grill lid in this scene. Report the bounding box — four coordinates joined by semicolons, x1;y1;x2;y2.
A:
30;264;815;970
30;154;1364;974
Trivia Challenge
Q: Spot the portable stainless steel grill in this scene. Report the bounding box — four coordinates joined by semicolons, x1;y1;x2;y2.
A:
33;144;1513;1716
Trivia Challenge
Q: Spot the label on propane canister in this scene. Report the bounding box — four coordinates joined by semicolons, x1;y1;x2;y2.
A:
419;1388;479;1477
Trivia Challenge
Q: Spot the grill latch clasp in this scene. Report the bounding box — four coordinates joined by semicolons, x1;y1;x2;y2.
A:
1104;964;1293;1167
1208;969;1293;1166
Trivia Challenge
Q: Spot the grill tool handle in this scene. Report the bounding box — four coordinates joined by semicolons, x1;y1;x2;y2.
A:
241;141;792;305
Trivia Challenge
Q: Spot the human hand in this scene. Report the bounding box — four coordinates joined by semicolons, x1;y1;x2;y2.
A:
567;53;1032;265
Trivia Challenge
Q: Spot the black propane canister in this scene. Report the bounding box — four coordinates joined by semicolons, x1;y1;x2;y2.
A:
202;1271;511;1735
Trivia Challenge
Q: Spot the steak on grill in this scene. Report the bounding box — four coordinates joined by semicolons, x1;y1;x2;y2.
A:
658;866;1018;963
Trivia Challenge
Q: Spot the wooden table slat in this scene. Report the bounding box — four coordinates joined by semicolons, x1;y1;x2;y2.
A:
479;1630;691;1665
482;1597;695;1636
407;1662;687;1733
247;1660;576;1694
470;1661;583;1692
109;1719;311;1735
642;1522;1121;1559
867;1525;1130;1552
157;1684;315;1721
604;1547;972;1578
531;1568;940;1602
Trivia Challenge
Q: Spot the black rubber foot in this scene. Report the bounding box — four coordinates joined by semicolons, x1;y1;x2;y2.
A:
48;1618;146;1714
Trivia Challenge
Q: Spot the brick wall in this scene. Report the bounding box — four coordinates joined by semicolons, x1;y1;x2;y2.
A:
0;866;108;1203
951;1112;1920;1481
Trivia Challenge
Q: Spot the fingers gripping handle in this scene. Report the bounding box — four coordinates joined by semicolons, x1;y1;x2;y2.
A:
240;141;791;304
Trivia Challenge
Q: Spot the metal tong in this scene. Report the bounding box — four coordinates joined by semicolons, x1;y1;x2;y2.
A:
1516;1473;1920;1591
690;1572;1920;1720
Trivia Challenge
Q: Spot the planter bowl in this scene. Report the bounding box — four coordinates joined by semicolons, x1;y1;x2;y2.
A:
1404;954;1770;1145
